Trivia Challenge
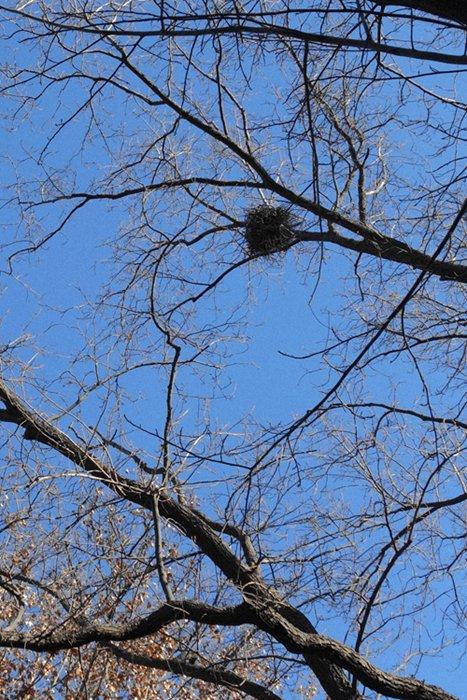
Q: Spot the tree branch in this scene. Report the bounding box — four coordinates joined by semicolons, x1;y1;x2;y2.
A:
106;643;283;700
297;229;467;283
3;7;466;64
0;600;253;651
375;1;467;26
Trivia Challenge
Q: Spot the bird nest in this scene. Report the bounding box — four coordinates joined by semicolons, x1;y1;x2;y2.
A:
244;205;296;255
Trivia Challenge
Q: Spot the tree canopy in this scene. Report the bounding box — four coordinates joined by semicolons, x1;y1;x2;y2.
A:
0;2;465;698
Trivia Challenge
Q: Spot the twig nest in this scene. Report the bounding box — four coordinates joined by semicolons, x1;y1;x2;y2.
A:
244;205;296;255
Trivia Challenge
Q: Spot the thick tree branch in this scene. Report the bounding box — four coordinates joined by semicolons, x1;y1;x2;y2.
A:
0;600;252;651
297;229;467;283
375;1;467;26
251;608;458;700
106;643;283;700
3;7;466;64
0;592;456;700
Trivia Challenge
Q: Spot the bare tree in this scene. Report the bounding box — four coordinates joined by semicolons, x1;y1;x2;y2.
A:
0;2;465;698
